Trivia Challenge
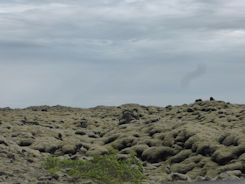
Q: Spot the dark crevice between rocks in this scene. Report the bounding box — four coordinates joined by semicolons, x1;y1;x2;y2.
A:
104;134;119;144
0;140;8;146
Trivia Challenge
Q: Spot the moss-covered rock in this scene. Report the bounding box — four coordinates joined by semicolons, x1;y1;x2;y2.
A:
212;147;235;165
169;149;192;164
171;162;195;174
219;134;239;146
61;143;77;155
119;109;140;125
31;137;62;154
111;136;136;151
17;138;34;147
142;146;175;163
86;146;109;156
217;161;243;173
238;153;245;162
169;172;191;182
187;167;207;180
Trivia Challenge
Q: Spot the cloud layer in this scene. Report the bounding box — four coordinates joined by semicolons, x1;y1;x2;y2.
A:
0;0;245;107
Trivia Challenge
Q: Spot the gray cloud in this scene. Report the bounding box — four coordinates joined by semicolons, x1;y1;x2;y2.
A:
0;0;245;107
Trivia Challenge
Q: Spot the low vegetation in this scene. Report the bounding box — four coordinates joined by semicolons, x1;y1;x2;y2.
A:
42;149;147;184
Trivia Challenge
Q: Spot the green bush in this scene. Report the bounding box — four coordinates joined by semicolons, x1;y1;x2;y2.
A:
42;149;147;184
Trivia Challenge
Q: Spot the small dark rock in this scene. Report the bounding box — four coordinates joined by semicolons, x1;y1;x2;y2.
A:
80;119;88;128
210;97;215;101
195;99;202;102
58;133;63;140
52;174;59;180
7;153;15;160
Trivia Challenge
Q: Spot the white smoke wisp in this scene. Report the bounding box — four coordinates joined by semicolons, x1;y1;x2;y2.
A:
181;64;207;88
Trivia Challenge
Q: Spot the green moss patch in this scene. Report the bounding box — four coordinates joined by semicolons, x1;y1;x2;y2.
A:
42;149;147;184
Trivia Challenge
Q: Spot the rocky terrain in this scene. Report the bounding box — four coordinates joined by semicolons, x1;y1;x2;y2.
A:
0;98;245;184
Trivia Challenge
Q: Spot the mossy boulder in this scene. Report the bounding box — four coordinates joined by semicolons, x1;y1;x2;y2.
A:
195;143;217;156
238;153;245;162
217;161;243;173
232;143;245;157
212;147;235;165
31;137;62;154
132;144;149;158
216;170;241;181
111;137;136;151
175;129;195;143
169;172;191;182
17;139;34;147
219;134;239;146
119;109;140;125
86;146;109;156
187;167;207;180
61;143;78;155
142;146;175;163
170;149;192;164
171;162;195;174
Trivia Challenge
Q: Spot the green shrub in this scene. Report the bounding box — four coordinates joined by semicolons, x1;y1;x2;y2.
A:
42;149;147;184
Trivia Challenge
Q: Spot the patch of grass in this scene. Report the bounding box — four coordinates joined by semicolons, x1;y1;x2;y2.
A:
42;148;147;184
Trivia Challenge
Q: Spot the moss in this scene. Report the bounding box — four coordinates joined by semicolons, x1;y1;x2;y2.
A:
221;134;239;146
162;133;175;147
171;162;195;174
217;161;243;173
142;146;175;163
143;139;161;147
202;158;219;178
187;167;206;179
111;137;136;151
120;144;149;158
195;143;217;156
185;154;203;164
184;136;199;149
175;129;194;143
238;153;245;162
169;149;192;164
211;147;235;165
232;143;245;157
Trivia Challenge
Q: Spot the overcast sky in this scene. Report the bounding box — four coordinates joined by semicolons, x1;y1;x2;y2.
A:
0;0;245;108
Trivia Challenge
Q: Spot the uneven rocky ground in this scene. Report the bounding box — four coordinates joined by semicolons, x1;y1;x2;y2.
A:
0;98;245;184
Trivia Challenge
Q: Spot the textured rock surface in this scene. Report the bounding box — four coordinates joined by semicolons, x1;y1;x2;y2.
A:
0;99;245;183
